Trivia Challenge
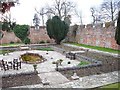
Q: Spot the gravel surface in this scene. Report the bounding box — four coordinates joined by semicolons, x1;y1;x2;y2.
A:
2;73;41;88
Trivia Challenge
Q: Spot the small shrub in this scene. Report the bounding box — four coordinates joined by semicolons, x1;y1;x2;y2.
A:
59;59;63;62
52;61;56;64
23;37;30;44
46;40;50;43
39;40;45;44
57;59;63;65
33;64;37;71
10;41;14;44
16;40;21;43
33;64;37;68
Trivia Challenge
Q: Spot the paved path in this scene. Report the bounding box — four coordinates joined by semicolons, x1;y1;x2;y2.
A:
0;50;76;88
0;50;79;76
12;71;119;88
38;72;69;85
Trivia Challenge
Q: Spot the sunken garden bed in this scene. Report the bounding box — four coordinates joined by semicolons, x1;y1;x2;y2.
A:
59;51;119;80
2;72;41;88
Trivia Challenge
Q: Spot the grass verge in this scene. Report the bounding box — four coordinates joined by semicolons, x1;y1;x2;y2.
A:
100;82;120;88
77;61;90;66
67;43;120;54
1;43;23;47
36;47;54;51
0;50;14;55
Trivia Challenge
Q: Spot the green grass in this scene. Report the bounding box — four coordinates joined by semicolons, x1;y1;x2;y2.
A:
37;47;54;51
77;61;90;66
67;43;120;54
1;43;23;46
0;50;14;55
100;82;120;89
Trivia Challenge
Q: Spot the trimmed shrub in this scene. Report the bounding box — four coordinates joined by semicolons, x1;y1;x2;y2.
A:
23;37;30;44
10;41;14;44
46;40;50;43
39;40;45;44
52;61;56;64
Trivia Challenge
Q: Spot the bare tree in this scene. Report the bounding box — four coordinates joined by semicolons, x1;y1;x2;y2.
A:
35;8;48;26
90;0;120;23
100;0;120;22
50;0;75;19
36;0;75;21
75;9;83;25
90;7;102;24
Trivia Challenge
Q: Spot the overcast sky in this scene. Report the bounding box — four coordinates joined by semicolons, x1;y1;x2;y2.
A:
9;0;103;25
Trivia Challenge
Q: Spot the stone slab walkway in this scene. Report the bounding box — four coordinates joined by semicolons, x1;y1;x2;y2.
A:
56;71;119;88
0;50;79;76
38;72;69;85
12;71;119;88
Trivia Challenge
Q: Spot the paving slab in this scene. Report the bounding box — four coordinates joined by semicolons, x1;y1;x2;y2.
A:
38;71;70;85
0;50;80;76
54;71;119;88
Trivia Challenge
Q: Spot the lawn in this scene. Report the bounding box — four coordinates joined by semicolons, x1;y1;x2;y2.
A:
67;43;120;54
92;83;120;90
99;82;120;89
1;43;23;47
36;47;54;51
77;61;90;66
0;50;14;55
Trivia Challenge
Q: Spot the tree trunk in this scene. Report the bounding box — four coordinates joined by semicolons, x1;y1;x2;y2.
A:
110;1;114;21
55;40;61;44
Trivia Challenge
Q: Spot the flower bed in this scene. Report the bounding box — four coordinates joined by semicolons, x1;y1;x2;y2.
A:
21;53;46;64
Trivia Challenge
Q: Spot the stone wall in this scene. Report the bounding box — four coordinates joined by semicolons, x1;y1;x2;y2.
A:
0;26;54;44
67;22;119;50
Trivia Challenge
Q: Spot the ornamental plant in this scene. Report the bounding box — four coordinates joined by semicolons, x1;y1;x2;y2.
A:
46;16;69;44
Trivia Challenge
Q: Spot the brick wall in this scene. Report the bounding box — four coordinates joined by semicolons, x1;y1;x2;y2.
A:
0;23;119;50
67;22;119;50
0;30;21;44
0;26;54;44
28;27;54;44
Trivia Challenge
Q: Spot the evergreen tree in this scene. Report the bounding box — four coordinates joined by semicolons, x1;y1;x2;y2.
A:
13;24;30;43
115;11;120;45
46;16;69;44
